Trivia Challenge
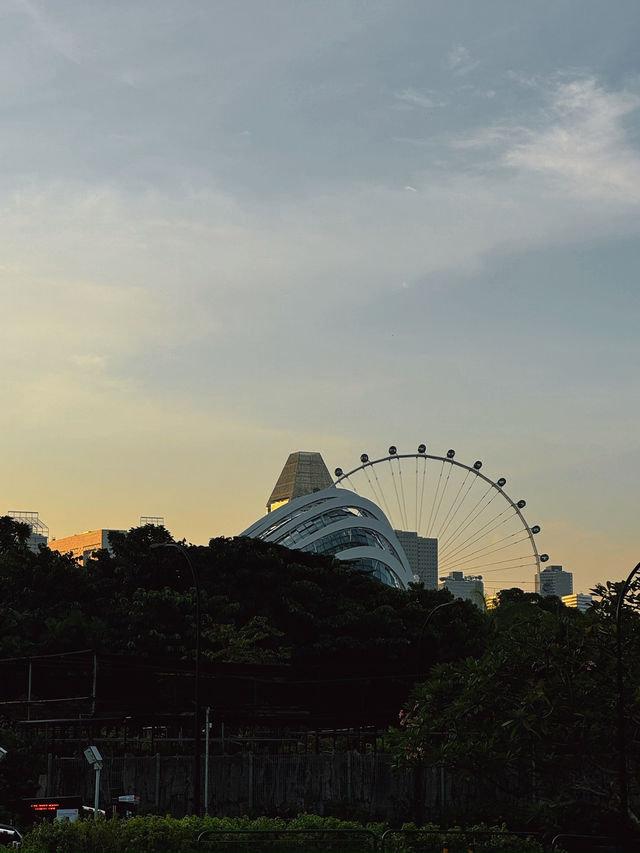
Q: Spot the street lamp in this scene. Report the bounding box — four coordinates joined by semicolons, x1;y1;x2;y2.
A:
415;597;464;679
150;542;202;817
413;597;464;826
84;745;103;819
0;746;7;762
615;561;640;834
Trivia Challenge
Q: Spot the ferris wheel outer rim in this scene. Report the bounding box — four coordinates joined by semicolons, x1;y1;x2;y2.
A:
332;451;543;578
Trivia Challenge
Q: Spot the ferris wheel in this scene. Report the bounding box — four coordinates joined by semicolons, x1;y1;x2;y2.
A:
332;444;548;595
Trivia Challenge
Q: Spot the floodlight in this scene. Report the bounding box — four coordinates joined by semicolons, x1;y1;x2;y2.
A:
0;746;7;762
83;746;103;766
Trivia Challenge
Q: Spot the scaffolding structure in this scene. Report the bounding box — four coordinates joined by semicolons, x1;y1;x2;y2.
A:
139;516;165;527
8;510;49;550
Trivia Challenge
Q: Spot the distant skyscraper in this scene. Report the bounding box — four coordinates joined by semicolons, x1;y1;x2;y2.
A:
536;565;573;598
394;530;438;588
562;593;593;613
8;511;49;553
439;570;484;606
266;451;333;513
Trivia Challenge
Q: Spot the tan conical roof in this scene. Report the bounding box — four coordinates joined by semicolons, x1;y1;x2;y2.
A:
266;451;333;512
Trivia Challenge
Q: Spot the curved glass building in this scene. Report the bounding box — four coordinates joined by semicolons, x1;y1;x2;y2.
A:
241;486;414;590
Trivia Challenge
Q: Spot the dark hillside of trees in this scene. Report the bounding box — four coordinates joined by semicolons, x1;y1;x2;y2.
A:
0;518;485;673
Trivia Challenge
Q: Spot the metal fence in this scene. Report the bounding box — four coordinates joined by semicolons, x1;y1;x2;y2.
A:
197;829;378;852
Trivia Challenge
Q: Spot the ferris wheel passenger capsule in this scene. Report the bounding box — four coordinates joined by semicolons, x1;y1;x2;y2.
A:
497;477;506;488
473;460;482;470
540;554;549;562
360;454;369;464
517;500;526;508
389;446;397;455
334;468;343;478
418;444;426;454
531;525;541;534
447;449;455;458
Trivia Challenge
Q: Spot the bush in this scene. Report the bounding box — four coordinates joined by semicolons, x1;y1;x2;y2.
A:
20;814;544;853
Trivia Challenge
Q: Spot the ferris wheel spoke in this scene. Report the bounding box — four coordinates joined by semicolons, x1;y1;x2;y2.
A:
433;470;474;541
427;462;453;538
442;497;509;549
445;558;538;576
425;460;445;537
361;466;389;522
386;458;407;530
438;508;517;564
437;482;497;548
445;554;538;572
370;465;396;525
341;475;360;494
479;557;540;572
392;456;410;531
439;530;532;570
414;457;419;532
417;456;428;534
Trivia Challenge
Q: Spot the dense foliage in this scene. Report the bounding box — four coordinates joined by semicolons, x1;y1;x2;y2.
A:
392;586;640;835
0;517;485;673
19;814;544;853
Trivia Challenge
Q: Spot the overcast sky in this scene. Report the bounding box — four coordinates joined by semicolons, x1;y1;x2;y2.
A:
3;0;640;594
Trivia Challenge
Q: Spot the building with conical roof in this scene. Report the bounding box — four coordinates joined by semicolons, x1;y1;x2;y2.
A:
266;451;333;513
241;450;414;589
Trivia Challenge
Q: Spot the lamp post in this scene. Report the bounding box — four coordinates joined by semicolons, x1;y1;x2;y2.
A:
415;597;464;679
615;561;640;834
83;745;103;819
413;597;464;825
150;542;202;817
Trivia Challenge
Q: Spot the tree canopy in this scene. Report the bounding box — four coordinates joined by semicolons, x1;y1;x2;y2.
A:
0;517;485;674
392;583;640;834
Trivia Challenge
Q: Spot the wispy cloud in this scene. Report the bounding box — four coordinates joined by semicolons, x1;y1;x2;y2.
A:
394;87;447;109
506;77;640;203
12;0;80;63
452;75;640;205
446;43;479;77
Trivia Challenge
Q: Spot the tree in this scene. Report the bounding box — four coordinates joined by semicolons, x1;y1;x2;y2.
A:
0;725;42;824
392;587;640;833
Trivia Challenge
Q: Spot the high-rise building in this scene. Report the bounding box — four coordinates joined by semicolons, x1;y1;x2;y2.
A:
49;529;124;565
394;530;438;588
266;451;333;513
535;565;573;598
8;511;49;553
439;570;484;605
562;593;593;613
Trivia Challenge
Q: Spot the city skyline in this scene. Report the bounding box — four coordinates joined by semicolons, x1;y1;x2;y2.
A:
3;2;640;597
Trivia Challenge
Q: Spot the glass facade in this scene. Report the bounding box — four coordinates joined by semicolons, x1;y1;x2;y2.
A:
301;526;402;562
274;506;377;548
343;558;403;589
240;486;413;590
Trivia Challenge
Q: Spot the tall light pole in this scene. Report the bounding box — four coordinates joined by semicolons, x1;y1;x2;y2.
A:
84;745;103;819
151;542;202;817
412;597;464;826
415;597;464;679
615;561;640;835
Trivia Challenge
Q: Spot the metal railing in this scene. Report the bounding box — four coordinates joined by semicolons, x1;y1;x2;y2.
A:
197;828;378;852
550;833;639;852
380;828;542;852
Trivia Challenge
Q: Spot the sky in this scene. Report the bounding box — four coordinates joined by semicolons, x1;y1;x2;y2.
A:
3;0;640;595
